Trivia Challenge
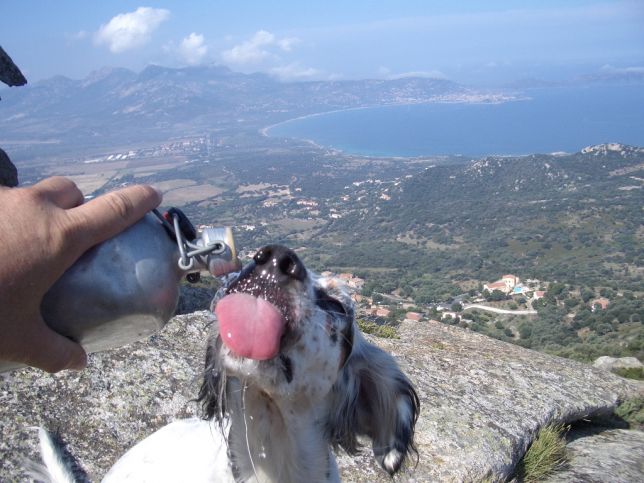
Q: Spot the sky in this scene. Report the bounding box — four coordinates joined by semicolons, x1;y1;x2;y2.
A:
1;0;643;86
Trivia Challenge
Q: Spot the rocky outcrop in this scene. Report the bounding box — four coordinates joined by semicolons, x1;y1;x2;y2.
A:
594;356;643;372
544;428;644;483
0;148;18;187
0;314;641;481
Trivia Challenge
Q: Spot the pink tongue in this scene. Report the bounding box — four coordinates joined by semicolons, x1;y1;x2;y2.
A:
215;293;285;360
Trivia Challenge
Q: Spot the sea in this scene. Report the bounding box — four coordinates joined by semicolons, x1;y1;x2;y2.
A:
266;85;644;157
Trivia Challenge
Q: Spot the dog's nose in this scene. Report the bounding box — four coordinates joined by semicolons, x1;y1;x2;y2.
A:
253;245;307;283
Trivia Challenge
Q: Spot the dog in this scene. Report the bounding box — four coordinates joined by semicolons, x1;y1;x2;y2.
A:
34;244;419;482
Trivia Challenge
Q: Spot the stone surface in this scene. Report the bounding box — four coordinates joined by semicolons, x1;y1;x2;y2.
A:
544;428;644;483
594;356;643;372
176;285;214;315
0;148;18;187
0;315;641;482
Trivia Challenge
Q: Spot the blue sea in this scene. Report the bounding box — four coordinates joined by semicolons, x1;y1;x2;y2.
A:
267;85;644;157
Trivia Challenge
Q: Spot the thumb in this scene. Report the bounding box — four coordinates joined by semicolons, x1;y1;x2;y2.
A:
22;318;88;373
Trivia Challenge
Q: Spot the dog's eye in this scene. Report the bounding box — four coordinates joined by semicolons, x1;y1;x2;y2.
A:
315;289;348;317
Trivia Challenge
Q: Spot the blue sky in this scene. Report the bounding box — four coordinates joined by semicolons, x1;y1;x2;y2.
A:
1;1;643;85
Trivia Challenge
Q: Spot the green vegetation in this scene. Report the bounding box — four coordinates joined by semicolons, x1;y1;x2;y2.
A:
515;424;569;482
614;367;644;380
357;319;398;339
615;397;644;429
464;291;642;363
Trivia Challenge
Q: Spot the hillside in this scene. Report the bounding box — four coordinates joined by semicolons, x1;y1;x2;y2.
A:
296;145;643;362
323;145;643;289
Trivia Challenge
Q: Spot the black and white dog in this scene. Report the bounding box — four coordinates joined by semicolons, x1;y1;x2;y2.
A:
36;245;419;482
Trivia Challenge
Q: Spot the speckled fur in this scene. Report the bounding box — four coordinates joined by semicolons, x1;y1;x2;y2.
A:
199;248;419;482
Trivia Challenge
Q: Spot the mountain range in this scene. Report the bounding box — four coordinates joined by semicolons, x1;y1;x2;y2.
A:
0;64;478;158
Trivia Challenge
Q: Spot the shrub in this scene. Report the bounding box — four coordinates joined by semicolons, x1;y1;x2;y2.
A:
615;397;644;429
357;319;398;339
614;367;644;380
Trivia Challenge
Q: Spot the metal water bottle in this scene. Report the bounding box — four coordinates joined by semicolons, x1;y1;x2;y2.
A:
0;208;240;372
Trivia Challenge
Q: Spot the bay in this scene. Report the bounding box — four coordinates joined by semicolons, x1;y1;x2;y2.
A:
266;85;644;157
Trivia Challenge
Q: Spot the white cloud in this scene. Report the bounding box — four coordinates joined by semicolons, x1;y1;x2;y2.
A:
601;64;644;74
388;70;447;80
94;7;170;53
179;33;208;65
270;63;320;81
221;30;300;65
277;37;299;52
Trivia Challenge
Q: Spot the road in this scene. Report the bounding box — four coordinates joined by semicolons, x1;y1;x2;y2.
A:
462;304;537;315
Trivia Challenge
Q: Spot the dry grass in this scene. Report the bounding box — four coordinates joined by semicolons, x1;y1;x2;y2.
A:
161;184;225;205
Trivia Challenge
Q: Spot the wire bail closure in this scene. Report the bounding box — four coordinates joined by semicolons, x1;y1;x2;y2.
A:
152;209;226;273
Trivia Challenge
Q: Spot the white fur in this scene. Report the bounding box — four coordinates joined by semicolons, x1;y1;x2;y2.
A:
36;428;77;483
103;418;230;482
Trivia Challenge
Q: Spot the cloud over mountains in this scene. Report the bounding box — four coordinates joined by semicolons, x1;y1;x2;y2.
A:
94;7;170;53
221;30;299;65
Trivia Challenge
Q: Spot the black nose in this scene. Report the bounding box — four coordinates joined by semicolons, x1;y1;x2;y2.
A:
253;245;307;283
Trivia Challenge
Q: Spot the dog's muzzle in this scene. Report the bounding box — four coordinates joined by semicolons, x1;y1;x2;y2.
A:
214;245;307;361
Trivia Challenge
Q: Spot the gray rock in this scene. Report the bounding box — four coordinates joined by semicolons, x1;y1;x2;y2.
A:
594;356;643;372
175;285;215;315
543;428;644;483
0;315;641;482
0;148;18;187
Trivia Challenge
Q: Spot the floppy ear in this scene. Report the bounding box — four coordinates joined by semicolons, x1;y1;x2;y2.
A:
327;330;420;475
197;337;227;422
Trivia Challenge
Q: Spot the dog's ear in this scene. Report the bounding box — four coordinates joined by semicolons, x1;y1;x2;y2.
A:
197;337;226;421
327;330;419;475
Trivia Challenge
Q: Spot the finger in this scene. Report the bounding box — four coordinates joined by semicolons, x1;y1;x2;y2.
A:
20;317;87;373
32;176;84;209
69;184;162;248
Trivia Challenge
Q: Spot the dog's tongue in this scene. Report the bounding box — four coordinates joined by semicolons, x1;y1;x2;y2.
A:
215;293;285;360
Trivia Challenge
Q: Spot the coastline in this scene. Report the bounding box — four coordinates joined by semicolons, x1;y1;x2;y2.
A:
259;94;527;138
258;95;529;159
258;84;644;158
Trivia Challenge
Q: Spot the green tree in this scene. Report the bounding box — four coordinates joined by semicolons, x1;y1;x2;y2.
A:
581;288;595;303
519;324;532;339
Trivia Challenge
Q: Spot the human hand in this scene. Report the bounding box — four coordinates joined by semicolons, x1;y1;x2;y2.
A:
0;177;161;373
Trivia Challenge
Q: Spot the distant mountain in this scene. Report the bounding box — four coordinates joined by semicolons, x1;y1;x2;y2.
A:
0;64;472;154
580;143;644;157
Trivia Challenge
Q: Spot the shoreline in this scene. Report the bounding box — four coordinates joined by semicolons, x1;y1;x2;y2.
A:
259;96;530;159
259;95;527;137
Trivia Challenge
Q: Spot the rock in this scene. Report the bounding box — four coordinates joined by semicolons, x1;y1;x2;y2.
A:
0;148;18;187
175;285;215;315
594;356;643;372
0;315;641;481
0;45;27;88
543;428;644;483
